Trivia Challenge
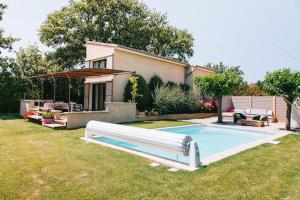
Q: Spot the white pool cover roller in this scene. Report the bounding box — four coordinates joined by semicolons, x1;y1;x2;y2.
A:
85;121;193;156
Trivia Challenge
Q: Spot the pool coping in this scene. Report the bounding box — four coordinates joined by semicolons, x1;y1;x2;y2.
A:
159;124;290;165
81;137;199;171
82;124;290;171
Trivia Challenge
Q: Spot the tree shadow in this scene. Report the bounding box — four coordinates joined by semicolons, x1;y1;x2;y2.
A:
121;119;178;126
0;113;23;120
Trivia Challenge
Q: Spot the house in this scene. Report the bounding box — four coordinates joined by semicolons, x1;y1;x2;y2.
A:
21;42;214;129
84;41;214;111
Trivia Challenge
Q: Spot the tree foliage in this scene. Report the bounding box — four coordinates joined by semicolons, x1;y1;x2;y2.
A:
124;74;151;111
0;4;19;113
262;68;300;130
154;86;200;115
206;62;244;75
40;0;194;68
148;75;164;95
194;71;243;123
233;82;267;96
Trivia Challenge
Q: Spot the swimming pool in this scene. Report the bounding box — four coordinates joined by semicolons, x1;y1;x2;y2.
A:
92;125;274;165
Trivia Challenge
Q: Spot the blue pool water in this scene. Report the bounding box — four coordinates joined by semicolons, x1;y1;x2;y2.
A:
94;125;269;164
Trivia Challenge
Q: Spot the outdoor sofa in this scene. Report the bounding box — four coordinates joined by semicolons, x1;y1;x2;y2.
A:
223;108;275;124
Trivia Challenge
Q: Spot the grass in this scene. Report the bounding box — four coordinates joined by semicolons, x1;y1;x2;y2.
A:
0;114;300;199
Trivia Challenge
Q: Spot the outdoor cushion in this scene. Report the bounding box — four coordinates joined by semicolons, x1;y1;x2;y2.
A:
233;113;247;123
266;110;273;116
252;115;261;120
234;109;245;113
250;109;267;115
245;109;251;114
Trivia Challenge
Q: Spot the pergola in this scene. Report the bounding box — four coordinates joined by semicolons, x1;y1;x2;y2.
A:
25;68;130;111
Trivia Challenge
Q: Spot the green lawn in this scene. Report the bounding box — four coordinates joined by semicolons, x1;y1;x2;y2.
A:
0;114;300;200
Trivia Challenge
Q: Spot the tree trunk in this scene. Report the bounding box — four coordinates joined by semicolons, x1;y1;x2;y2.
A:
286;103;292;131
218;96;223;123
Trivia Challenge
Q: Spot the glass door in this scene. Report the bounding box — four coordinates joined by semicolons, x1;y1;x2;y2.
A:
92;83;106;111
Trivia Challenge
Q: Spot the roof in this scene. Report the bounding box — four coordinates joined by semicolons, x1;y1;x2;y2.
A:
191;65;215;73
86;41;188;66
25;68;129;79
86;41;215;73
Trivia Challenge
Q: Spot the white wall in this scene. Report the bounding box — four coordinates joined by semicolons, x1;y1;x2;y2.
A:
20;100;35;116
291;105;300;128
64;102;136;129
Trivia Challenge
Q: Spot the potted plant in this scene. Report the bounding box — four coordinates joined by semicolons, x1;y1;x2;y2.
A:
23;111;36;120
42;112;54;125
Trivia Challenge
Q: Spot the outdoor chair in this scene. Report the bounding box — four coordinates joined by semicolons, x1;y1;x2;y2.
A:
73;104;83;112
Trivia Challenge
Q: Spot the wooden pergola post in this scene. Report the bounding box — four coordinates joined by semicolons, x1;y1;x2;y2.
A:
40;78;44;102
67;75;71;112
52;76;56;108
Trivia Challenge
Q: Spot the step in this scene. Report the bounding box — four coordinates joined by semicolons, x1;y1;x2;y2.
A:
54;119;67;126
43;123;66;130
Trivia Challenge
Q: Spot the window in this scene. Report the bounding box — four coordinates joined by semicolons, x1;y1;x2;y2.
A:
93;59;107;69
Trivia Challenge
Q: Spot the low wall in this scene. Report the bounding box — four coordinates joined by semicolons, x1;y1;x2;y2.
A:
20;100;35;116
291;106;300;129
65;102;136;129
136;113;216;121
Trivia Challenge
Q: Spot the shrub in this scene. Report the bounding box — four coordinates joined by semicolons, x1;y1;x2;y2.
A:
154;86;200;115
123;74;151;111
165;81;177;88
179;83;191;92
148;75;164;107
42;112;54;119
149;75;164;94
198;97;218;112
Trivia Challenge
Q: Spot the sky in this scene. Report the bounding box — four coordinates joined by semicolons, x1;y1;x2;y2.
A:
1;0;300;82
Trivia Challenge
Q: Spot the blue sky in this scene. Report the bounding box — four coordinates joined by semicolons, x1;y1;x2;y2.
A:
1;0;300;82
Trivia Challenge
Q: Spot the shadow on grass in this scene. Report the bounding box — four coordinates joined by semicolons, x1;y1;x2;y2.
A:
0;113;23;120
121;119;178;126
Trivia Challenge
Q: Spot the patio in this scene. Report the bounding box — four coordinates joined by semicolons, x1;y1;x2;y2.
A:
184;116;293;135
21;68;136;129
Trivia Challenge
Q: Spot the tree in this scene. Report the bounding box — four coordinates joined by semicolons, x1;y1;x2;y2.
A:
0;4;19;113
123;74;151;111
40;0;194;68
262;68;300;130
148;75;164;95
233;82;267;96
194;71;244;123
206;62;244;75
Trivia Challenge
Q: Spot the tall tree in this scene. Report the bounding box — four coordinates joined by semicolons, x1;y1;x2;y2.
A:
262;68;300;130
194;71;244;123
233;82;267;96
0;4;19;113
40;0;194;68
206;62;244;75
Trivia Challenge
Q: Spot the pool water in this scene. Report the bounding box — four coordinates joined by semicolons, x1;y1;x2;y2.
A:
94;125;269;164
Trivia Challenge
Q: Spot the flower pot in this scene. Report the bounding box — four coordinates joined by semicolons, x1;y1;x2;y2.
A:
42;118;53;125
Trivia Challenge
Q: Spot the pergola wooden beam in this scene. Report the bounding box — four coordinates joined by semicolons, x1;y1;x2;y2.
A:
25;68;128;79
24;68;131;111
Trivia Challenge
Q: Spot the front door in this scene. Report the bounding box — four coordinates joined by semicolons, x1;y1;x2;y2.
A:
92;83;106;111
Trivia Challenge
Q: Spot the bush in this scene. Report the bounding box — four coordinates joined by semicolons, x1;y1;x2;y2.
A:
123;74;151;111
149;75;164;94
165;81;177;88
198;97;218;112
148;75;164;108
42;112;54;119
179;83;191;92
153;86;200;115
